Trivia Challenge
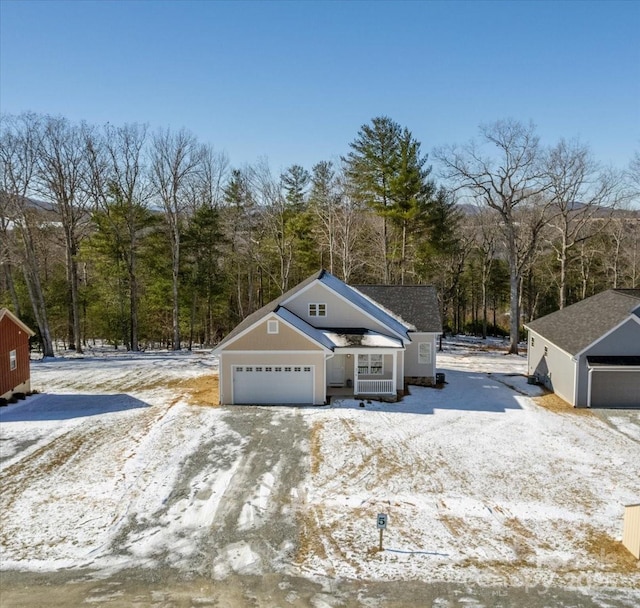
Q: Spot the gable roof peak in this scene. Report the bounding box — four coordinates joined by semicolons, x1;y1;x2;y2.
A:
215;269;417;351
312;272;411;339
0;308;36;336
525;288;640;355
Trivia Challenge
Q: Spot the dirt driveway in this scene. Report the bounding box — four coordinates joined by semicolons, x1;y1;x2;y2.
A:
590;408;640;444
2;554;639;607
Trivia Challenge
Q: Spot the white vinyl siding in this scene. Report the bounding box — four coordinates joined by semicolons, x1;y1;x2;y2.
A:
358;354;383;375
527;331;577;405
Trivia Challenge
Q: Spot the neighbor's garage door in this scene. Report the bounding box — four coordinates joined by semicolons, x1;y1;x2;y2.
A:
590;371;640;408
232;365;314;404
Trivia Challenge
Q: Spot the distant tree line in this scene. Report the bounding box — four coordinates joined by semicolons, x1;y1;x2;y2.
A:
1;112;638;355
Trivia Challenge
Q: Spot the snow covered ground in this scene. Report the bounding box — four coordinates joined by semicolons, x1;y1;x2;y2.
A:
301;341;640;595
0;340;638;605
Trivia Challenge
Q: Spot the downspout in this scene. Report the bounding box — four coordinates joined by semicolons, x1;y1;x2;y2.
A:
324;352;335;404
392;350;397;396
217;353;223;405
571;357;580;407
586;366;593;409
572;355;580;407
354;353;359;396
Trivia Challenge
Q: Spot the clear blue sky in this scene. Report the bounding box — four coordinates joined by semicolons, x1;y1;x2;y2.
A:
1;0;639;174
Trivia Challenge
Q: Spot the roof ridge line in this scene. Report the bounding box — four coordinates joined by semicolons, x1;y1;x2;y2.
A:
611;288;640;300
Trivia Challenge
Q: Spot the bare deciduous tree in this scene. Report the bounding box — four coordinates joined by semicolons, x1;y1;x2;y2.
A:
251;161;295;293
435;119;550;353
183;144;228;348
85;122;151;350
309;161;339;275
335;170;366;283
470;205;500;338
35;116;93;352
626;151;640;200
604;207;640;289
544;139;619;308
150;128;205;349
0;113;55;356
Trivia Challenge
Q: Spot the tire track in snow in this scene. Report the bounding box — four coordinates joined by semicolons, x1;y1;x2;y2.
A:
200;407;310;579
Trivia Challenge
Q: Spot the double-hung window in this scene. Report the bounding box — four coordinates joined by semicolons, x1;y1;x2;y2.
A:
308;303;326;318
358;354;383;375
9;349;17;371
418;342;432;365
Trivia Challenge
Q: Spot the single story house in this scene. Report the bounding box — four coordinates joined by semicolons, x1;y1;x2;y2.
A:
214;270;442;405
0;308;36;401
525;289;640;408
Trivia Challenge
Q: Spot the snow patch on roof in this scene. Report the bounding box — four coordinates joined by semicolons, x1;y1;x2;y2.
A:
323;332;350;347
321;330;403;349
361;333;403;347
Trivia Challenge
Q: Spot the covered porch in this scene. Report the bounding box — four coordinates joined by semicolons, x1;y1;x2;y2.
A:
325;348;403;399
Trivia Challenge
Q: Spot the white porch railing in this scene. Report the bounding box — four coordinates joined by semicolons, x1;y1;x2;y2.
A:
355;379;395;394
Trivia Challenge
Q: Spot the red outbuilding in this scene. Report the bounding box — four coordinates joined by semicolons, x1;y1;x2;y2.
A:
0;308;36;401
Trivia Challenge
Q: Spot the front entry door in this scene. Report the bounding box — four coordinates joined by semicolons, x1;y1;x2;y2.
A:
328;356;346;387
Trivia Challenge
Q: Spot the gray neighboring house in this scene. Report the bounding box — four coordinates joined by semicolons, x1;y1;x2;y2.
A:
214;270;442;405
525;289;640;408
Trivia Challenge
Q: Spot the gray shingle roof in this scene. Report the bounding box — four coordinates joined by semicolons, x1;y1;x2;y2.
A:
525;289;640;355
214;270;423;351
353;285;442;333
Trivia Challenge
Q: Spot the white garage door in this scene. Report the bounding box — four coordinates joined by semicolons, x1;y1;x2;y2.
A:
232;365;314;404
590;371;640;408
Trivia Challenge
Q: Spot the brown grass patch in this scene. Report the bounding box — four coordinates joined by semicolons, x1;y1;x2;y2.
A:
503;517;536;560
296;507;328;563
309;420;325;476
579;528;639;573
336;418;409;487
456;557;535;579
440;514;467;538
534;392;592;416
296;504;383;572
458;342;512;354
504;516;534;540
164;375;219;406
340;418;372;448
